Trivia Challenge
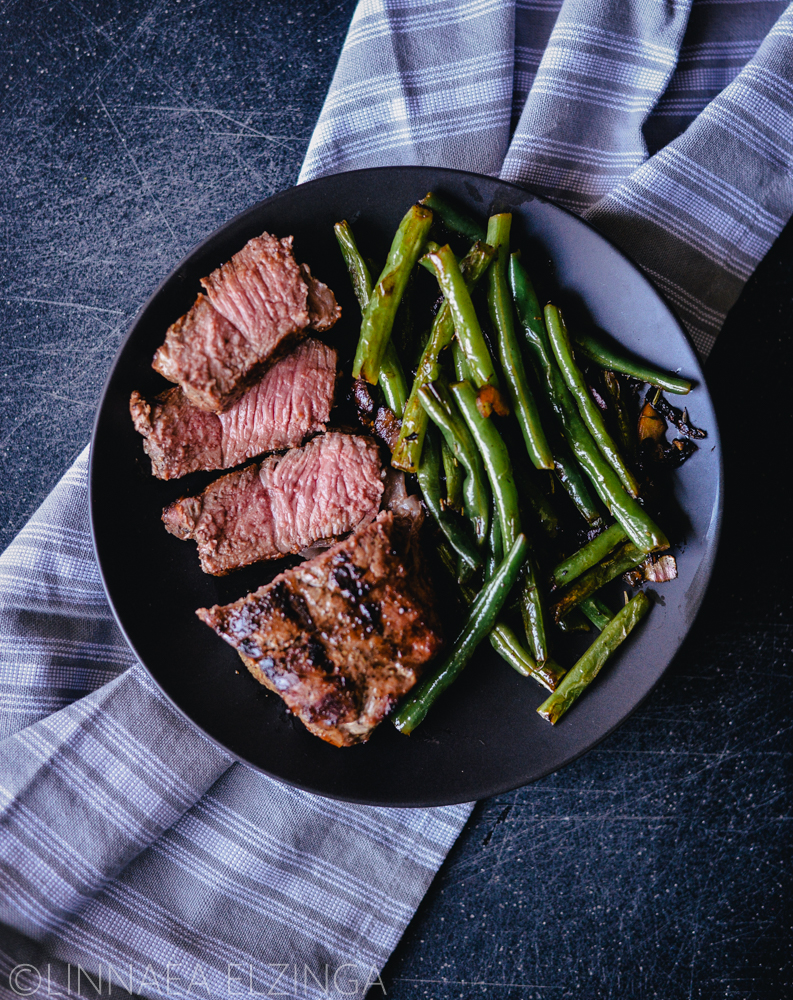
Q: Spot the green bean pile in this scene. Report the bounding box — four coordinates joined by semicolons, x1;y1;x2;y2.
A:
335;193;697;733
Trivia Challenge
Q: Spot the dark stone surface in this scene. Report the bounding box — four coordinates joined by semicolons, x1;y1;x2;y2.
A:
1;2;790;998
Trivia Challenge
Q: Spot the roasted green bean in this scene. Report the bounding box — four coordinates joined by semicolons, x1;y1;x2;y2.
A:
352;203;433;384
450;380;522;557
335;221;409;416
416;428;482;577
550;542;646;623
538;592;650;723
392;241;495;472
580;596;614;631
545;304;641;497
551;522;628;589
485;213;553;470
423;245;498;389
419;191;487;242
573;329;693;394
509;256;668;554
418;382;490;547
393;533;528;735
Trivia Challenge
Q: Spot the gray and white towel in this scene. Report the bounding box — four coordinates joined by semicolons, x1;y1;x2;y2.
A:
2;2;793;997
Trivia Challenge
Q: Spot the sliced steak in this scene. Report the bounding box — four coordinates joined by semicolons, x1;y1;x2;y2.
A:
162;432;384;575
196;511;443;746
300;263;342;332
131;338;337;480
152;233;340;412
200;233;310;357
152;293;259;412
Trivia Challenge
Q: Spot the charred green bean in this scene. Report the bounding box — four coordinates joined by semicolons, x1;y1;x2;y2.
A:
550;541;646;623
334;219;408;416
352;203;433;384
538;592;650;723
551;522;628;589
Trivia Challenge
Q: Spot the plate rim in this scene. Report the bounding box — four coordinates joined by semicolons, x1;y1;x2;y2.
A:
88;164;724;806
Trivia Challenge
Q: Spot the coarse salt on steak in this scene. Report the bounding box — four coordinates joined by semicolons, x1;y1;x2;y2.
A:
130;338;337;480
162;432;384;575
196;511;443;746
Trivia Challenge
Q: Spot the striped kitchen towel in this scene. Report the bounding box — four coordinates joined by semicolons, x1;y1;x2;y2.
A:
301;0;793;359
2;2;793;998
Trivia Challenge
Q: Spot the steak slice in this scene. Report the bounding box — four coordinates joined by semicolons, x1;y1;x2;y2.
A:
162;432;384;575
153;233;340;413
152;293;259;412
196;511;443;746
131;338;338;480
199;232;312;388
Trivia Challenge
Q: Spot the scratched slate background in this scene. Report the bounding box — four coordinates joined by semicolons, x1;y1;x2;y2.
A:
1;2;791;998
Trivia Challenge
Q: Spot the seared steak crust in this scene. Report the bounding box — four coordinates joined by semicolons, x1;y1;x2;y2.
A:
152;233;340;413
131;339;337;480
197;511;443;746
300;263;342;332
162;432;384;575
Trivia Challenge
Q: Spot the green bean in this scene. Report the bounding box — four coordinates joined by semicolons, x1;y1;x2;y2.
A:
550;541;646;623
511;459;558;540
441;437;464;512
489;623;566;692
545;304;641;498
556;608;592;632
352;203;433;384
423;245;498;389
551;522;628;589
485;493;503;577
419;191;487;242
416;428;482;577
485;214;553;470
521;555;549;664
334;220;409;416
580;596;614;631
452;339;474;383
392;241;495;472
439;540;560;691
573;329;693;394
552;442;604;527
450;380;522;556
602;370;637;463
378;344;408;417
509;256;668;554
393;533;529;734
538;592;651;723
418;382;490;547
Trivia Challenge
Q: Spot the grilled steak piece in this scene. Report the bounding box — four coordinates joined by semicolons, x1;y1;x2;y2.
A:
130;339;337;480
162;432;384;575
152;232;340;412
197;511;443;746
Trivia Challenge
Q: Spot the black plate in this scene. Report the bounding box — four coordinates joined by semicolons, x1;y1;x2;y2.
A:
89;166;722;807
